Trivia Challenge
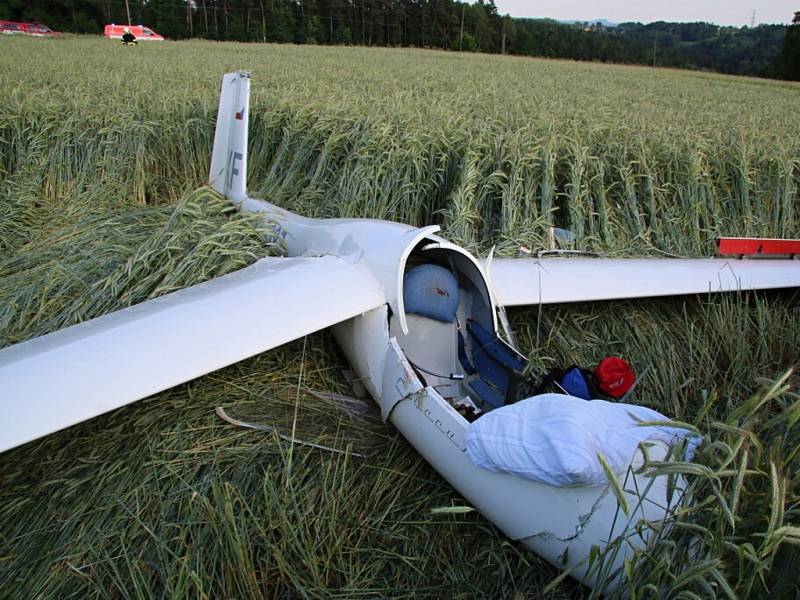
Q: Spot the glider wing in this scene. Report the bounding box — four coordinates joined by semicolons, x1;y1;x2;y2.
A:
0;256;385;453
487;257;800;307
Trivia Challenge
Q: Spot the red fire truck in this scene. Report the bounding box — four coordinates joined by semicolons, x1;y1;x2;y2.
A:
104;24;164;41
0;21;61;37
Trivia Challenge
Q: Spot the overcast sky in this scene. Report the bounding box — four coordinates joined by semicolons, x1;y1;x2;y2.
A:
492;1;797;27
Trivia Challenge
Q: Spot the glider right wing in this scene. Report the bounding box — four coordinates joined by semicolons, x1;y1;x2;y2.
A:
486;257;800;307
0;255;385;454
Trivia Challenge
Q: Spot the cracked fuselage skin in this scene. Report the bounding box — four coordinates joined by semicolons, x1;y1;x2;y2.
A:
235;195;679;592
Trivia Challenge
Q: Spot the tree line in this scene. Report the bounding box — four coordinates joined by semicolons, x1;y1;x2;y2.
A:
1;1;798;80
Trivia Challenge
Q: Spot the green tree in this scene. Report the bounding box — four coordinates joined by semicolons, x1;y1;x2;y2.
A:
451;30;478;51
334;24;352;44
144;0;185;39
0;0;103;33
269;4;295;43
773;11;800;80
305;14;323;44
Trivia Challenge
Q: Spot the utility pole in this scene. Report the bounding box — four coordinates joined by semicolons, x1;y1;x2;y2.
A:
186;0;193;37
459;4;465;50
124;0;131;25
750;10;756;27
501;19;506;54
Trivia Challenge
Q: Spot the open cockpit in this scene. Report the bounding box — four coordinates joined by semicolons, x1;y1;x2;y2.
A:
391;242;527;420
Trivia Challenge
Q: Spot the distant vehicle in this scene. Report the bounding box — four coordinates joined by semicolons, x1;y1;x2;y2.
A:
0;21;61;37
104;24;164;41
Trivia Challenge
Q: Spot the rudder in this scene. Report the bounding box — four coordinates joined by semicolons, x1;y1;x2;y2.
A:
209;71;250;201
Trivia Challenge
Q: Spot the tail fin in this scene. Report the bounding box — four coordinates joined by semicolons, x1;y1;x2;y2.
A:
209;71;250;201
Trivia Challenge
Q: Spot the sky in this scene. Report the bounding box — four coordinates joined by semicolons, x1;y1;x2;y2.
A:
492;1;797;27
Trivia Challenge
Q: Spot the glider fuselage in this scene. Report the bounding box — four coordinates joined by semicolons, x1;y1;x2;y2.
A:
234;195;501;409
229;195;660;592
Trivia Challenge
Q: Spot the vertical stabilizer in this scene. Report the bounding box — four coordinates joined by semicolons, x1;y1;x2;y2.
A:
209;71;250;201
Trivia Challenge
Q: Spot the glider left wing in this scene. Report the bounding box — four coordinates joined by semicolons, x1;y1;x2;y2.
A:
0;255;384;454
487;257;800;307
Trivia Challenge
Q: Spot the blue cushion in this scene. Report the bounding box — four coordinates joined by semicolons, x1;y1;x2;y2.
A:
467;320;526;372
560;368;592;400
466;320;526;408
403;264;459;323
468;379;505;409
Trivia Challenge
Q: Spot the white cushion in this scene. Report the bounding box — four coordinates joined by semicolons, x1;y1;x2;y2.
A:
464;393;701;487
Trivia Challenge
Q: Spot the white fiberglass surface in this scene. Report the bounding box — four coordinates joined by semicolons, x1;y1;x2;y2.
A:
489;257;800;306
0;256;385;453
390;313;461;399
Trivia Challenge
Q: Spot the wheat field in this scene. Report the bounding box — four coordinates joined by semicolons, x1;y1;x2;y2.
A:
1;35;799;598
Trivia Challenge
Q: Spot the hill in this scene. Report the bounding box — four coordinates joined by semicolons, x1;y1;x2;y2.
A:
614;21;787;76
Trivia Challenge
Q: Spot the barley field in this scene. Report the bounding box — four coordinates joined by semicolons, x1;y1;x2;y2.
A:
0;36;799;599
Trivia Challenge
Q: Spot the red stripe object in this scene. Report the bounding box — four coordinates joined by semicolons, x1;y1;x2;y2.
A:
717;237;800;257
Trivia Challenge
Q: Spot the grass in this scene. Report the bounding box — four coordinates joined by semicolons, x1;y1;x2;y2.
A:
0;35;798;598
2;36;799;255
513;294;800;597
